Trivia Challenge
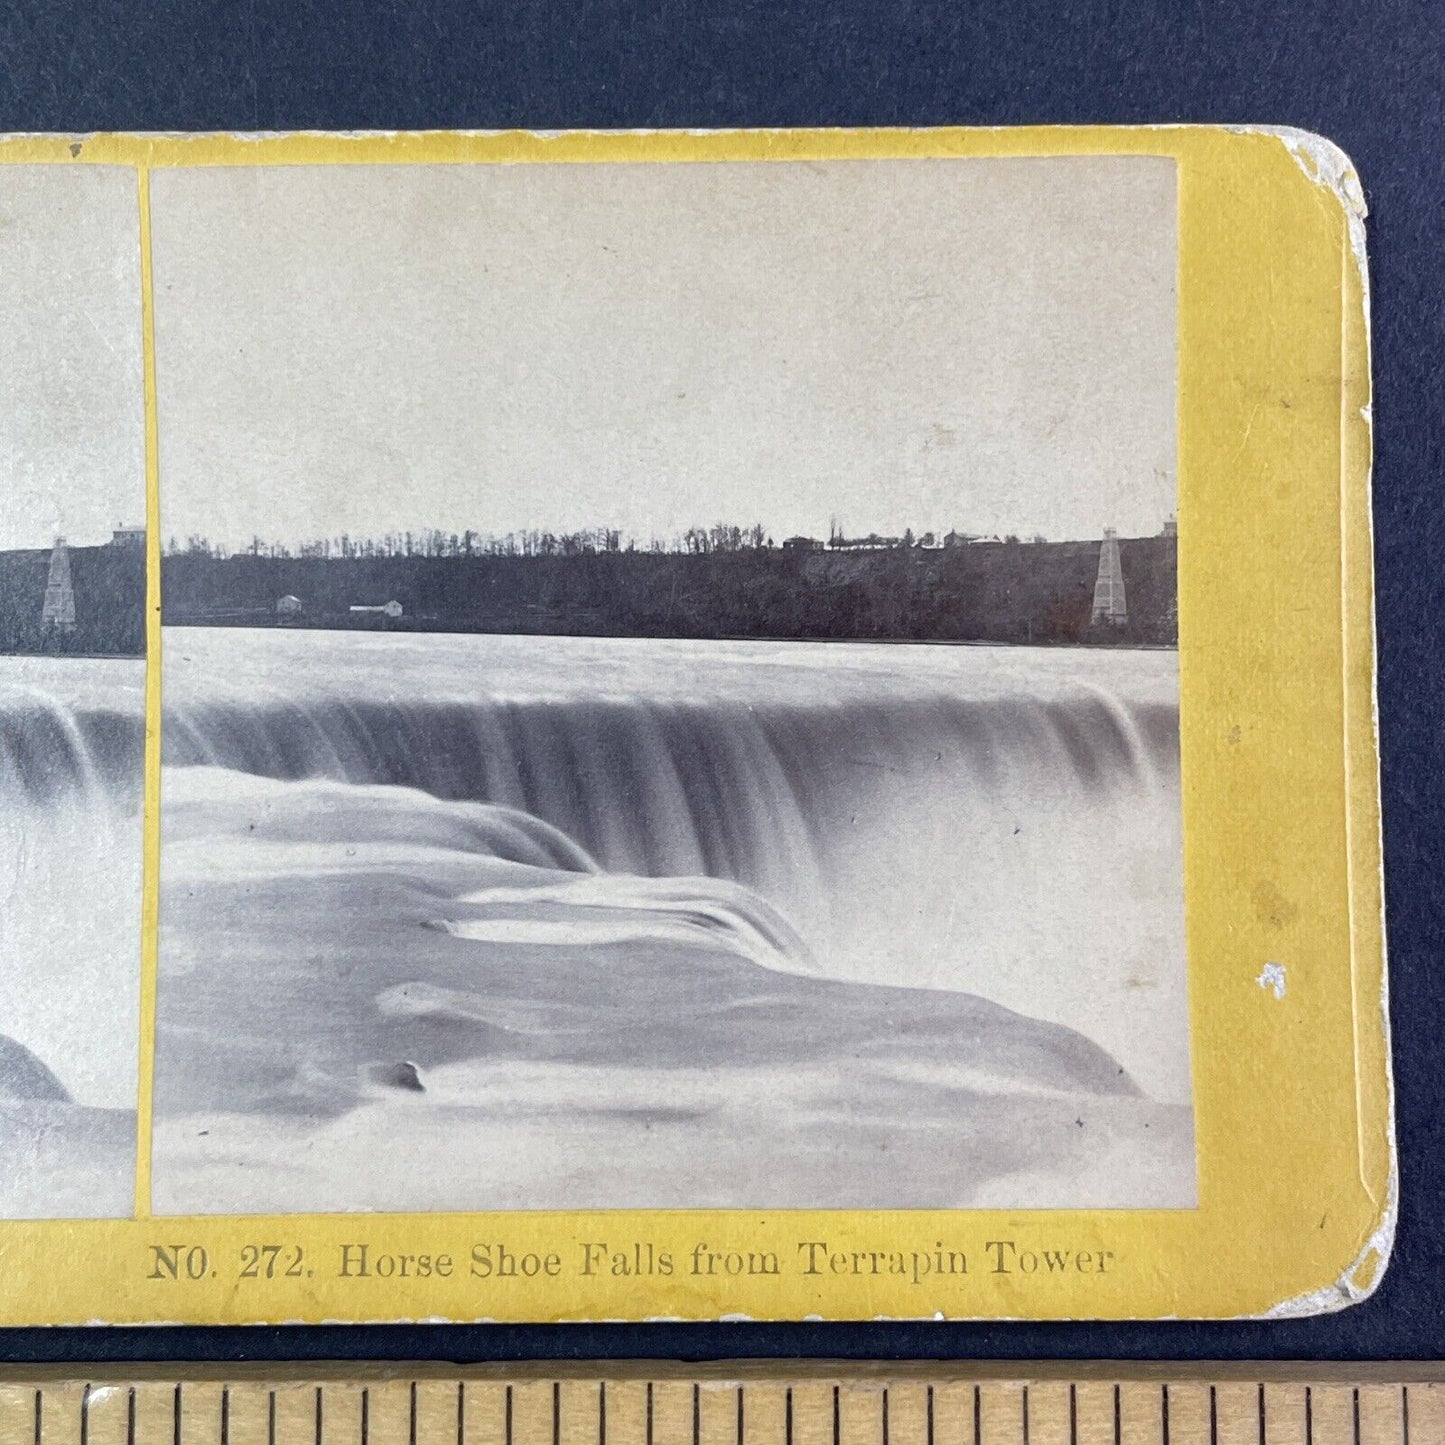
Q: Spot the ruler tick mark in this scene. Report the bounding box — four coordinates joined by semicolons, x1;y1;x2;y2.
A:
11;1369;1431;1445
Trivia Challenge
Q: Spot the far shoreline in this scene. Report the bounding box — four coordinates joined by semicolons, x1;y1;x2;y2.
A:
155;621;1179;653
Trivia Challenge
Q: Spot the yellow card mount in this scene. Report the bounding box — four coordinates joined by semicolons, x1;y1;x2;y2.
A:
0;125;1386;1323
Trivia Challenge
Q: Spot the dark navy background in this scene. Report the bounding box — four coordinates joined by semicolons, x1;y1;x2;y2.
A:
1;0;1440;1364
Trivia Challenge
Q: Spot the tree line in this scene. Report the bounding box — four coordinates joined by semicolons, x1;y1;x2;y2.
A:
168;523;772;560
164;520;1070;561
161;533;1179;647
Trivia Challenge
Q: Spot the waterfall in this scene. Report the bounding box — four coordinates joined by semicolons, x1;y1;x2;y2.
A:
158;628;1187;1102
0;661;145;1109
0;629;1188;1108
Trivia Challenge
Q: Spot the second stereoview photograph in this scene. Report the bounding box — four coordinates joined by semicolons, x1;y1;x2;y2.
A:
146;156;1190;1214
0;166;146;1219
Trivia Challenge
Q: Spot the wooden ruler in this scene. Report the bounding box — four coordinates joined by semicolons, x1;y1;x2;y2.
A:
0;1368;1439;1445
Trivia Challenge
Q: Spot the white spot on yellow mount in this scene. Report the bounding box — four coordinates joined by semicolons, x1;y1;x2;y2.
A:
1257;961;1287;999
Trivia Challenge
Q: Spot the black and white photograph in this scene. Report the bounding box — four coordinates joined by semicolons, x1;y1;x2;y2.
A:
147;156;1191;1213
0;166;146;1217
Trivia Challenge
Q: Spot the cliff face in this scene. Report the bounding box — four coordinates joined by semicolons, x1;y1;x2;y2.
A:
0;546;146;656
792;536;1177;644
160;535;1177;646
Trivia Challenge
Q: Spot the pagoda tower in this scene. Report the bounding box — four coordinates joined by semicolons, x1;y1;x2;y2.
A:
40;536;76;634
1091;528;1128;625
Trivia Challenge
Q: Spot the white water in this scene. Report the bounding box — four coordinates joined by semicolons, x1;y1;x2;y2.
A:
0;630;1192;1212
160;627;1190;1106
0;656;144;1110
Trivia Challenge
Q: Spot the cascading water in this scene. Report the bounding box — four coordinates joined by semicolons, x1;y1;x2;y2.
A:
159;627;1189;1106
0;659;145;1111
0;629;1194;1212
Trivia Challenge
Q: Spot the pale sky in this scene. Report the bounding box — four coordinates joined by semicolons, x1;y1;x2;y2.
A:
0;166;145;550
151;156;1177;549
